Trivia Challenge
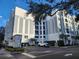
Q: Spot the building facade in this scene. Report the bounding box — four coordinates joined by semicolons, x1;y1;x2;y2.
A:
35;20;46;44
4;7;35;47
45;10;76;45
4;7;77;47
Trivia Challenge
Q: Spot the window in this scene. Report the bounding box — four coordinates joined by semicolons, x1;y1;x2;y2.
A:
78;25;79;29
24;36;28;39
43;26;45;29
59;28;61;32
66;23;68;28
43;22;45;25
40;36;42;38
65;19;68;22
35;36;39;38
40;26;42;29
40;22;41;24
35;31;39;34
40;31;42;34
43;36;45;38
43;31;45;34
35;26;39;29
35;22;38;25
66;29;69;33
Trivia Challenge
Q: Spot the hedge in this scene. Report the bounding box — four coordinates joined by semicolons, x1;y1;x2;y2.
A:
5;47;24;52
57;40;64;46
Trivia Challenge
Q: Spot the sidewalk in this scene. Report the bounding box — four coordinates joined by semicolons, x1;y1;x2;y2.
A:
0;48;13;57
0;48;9;55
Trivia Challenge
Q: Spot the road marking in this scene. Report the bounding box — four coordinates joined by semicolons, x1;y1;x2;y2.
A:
37;51;65;58
64;53;72;56
29;50;51;53
44;51;51;53
22;53;37;58
5;54;13;57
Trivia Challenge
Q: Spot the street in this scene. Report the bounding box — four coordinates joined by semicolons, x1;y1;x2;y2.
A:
0;46;79;59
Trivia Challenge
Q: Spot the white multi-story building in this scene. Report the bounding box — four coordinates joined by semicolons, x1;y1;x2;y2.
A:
35;20;46;43
4;7;35;47
4;7;77;47
45;9;76;45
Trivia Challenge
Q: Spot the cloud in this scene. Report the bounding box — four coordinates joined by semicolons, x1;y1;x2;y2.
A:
0;16;2;19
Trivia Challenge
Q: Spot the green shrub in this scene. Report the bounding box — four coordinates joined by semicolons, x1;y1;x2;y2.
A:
57;40;64;46
5;47;24;52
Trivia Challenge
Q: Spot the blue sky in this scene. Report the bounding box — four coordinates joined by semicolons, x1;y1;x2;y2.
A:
0;0;79;27
0;0;15;27
0;0;64;27
0;0;27;27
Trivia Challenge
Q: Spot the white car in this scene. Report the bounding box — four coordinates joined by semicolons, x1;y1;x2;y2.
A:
38;42;48;47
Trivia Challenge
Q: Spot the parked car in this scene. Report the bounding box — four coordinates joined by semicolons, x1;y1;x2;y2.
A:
38;42;49;47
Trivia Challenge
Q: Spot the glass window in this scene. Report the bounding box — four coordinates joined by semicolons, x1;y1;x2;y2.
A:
35;31;39;34
40;26;42;30
40;31;42;34
43;31;45;34
35;36;39;38
43;36;45;38
59;28;61;32
65;19;68;22
35;22;39;25
24;36;28;39
66;23;68;28
66;29;69;33
35;26;39;29
43;26;45;29
43;22;45;25
40;22;41;24
40;36;42;38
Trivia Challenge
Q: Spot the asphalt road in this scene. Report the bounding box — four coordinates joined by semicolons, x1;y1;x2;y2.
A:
0;46;79;59
35;48;79;59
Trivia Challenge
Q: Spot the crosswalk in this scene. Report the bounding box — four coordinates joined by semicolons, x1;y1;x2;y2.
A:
0;49;13;58
22;53;37;58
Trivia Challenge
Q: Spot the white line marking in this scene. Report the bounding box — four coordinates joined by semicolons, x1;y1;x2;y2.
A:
22;51;65;58
64;53;72;56
37;51;64;57
22;53;37;58
44;51;51;53
29;50;51;53
5;54;13;57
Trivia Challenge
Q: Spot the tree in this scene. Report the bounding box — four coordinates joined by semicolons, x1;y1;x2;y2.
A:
74;35;79;45
26;0;79;20
75;14;79;22
25;0;79;46
59;34;68;40
0;27;5;48
59;33;70;45
0;27;5;43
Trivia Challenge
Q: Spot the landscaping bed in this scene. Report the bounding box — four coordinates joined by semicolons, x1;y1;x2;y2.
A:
5;47;25;52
